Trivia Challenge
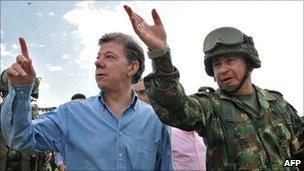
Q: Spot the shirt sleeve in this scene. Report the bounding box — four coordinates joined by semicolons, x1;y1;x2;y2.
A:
144;51;213;132
287;102;304;158
155;124;174;171
1;83;67;152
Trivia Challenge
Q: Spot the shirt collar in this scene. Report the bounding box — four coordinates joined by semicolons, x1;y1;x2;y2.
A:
254;85;277;102
98;90;139;110
215;84;277;102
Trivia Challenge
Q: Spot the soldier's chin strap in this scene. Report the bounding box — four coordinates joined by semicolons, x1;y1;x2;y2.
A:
220;69;250;95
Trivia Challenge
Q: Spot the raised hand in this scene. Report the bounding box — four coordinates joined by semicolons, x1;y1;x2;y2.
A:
124;5;166;50
6;37;36;86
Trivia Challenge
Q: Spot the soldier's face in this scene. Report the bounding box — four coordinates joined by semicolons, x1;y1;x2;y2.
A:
212;55;247;89
133;81;150;104
95;42;133;91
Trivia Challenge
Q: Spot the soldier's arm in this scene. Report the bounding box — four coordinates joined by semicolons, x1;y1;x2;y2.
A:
269;90;304;156
144;50;214;131
287;103;304;157
273;91;304;154
124;6;213;130
0;83;65;152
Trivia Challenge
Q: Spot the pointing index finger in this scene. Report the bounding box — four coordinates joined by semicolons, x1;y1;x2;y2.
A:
19;37;30;59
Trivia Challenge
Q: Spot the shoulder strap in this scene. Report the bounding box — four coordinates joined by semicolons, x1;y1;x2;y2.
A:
273;101;300;153
268;90;300;153
197;88;238;169
220;100;237;170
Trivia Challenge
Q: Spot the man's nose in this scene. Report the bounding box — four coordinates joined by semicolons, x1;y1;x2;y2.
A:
95;58;106;68
218;64;229;74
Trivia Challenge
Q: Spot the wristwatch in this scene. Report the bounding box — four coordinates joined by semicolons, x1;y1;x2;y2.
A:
147;44;170;60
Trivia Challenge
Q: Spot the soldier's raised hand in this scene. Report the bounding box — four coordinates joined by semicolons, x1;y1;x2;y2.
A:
6;37;36;86
124;5;166;50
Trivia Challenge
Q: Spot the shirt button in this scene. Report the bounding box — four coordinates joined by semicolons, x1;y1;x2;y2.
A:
118;153;122;157
119;132;122;135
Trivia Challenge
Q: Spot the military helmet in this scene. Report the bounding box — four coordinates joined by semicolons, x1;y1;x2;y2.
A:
203;27;261;76
0;70;8;93
31;77;40;99
0;69;40;99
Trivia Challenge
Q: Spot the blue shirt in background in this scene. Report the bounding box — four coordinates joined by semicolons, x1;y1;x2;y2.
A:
1;84;173;170
53;152;64;167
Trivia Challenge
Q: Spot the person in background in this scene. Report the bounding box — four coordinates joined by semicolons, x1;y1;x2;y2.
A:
70;93;86;100
53;152;64;171
133;80;207;170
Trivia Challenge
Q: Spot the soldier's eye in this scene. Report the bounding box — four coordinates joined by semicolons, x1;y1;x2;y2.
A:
213;62;220;68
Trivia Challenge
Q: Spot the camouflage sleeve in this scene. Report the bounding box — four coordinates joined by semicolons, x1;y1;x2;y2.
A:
271;91;304;157
287;103;304;155
272;91;304;156
144;51;214;132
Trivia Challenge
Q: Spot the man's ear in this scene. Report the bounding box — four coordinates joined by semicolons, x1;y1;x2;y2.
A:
127;61;139;78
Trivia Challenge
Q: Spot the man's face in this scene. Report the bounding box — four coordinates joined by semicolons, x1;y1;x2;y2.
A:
212;55;247;90
95;42;132;90
133;81;150;104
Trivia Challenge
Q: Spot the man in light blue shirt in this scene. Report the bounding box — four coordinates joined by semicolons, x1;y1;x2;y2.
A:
1;33;173;170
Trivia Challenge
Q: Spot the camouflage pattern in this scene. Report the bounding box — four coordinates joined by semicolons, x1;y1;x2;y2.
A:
204;43;261;77
203;27;261;77
0;145;8;171
37;151;53;171
31;104;40;119
144;51;304;170
0;127;9;171
0;102;9;171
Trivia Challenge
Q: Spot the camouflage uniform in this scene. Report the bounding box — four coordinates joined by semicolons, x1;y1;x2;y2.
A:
0;103;9;171
143;27;304;170
0;72;9;171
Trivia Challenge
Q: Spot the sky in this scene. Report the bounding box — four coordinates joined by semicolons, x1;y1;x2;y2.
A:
0;1;303;116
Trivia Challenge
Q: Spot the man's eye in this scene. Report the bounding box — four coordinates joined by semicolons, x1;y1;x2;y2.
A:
228;58;236;63
106;55;115;59
213;62;220;68
139;90;146;95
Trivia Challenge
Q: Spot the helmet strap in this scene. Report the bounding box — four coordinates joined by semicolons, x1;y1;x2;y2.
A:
220;69;250;94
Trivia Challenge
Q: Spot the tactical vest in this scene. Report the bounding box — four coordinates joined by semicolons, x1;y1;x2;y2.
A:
197;87;301;170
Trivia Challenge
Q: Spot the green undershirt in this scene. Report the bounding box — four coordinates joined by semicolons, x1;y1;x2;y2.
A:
235;87;260;114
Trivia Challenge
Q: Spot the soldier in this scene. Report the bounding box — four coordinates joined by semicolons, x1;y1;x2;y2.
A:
125;5;304;170
0;71;9;171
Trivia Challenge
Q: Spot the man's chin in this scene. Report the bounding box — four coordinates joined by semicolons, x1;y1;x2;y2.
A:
219;84;238;92
97;83;106;90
